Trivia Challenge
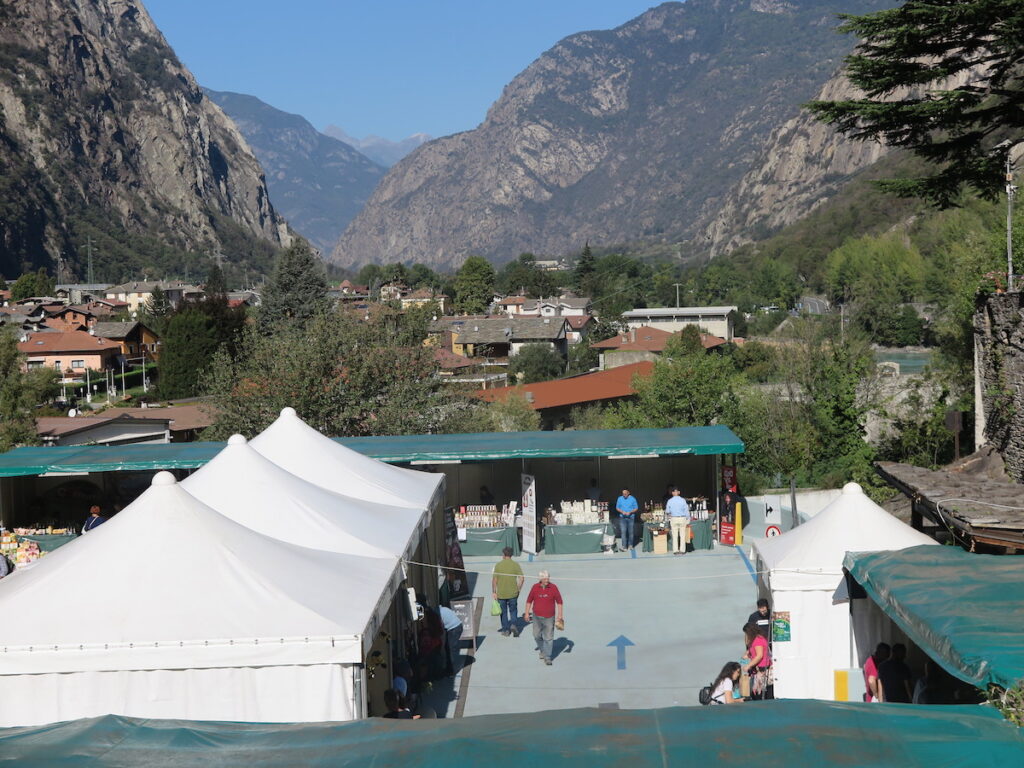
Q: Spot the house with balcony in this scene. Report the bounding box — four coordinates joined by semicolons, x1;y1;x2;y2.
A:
104;281;203;312
17;330;121;375
93;321;161;361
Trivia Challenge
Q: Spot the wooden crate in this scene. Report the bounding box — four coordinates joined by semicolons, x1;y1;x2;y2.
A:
652;532;669;554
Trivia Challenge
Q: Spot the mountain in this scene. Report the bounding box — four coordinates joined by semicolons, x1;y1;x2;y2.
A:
322;126;432;168
206;91;386;253
332;0;894;270
0;0;286;283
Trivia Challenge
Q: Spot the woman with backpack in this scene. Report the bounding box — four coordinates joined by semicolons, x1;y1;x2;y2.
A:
709;661;746;704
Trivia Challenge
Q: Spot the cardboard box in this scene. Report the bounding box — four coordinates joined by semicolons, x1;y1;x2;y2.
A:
652;532;668;554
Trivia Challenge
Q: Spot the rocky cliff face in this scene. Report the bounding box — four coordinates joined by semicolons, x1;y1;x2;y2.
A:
700;71;892;256
332;0;892;269
0;0;286;281
206;90;385;254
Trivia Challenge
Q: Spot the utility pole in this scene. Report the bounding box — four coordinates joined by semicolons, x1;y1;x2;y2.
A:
83;236;95;284
672;283;683;308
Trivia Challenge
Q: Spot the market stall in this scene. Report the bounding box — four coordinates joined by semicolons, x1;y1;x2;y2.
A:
452;504;520;556
641;497;714;553
0;472;398;728
751;482;937;701
544;522;614;554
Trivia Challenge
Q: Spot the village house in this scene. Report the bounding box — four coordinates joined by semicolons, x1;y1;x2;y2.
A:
400;288;449;314
45;304;100;332
104;280;203;312
17;330;121;375
621;305;738;340
36;413;173;447
496;296;527;316
591;326;728;369
54;284;111;305
378;282;408;302
521;295;592;317
93;321;161;361
434;316;569;361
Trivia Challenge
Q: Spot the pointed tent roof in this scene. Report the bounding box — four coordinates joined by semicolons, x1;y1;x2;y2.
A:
181;435;421;559
249;408;443;509
0;472;397;674
752;482;938;591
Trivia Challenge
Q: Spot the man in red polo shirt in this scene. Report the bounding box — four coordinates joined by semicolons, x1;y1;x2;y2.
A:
524;570;564;666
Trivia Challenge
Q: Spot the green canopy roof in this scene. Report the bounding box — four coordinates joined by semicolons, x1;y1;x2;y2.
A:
845;545;1024;691
1;701;1020;767
0;426;743;477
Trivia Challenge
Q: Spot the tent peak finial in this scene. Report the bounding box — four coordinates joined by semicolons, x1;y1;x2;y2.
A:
152;471;176;487
281;407;297;418
842;482;863;496
228;434;248;446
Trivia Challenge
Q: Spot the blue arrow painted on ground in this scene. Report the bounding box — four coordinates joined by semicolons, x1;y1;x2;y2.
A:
607;635;635;670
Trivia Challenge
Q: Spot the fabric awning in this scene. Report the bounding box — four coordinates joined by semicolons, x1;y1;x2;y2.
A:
0;426;744;477
844;545;1024;691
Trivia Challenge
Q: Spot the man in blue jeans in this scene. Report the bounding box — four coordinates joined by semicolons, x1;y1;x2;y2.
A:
616;488;639;551
491;546;525;636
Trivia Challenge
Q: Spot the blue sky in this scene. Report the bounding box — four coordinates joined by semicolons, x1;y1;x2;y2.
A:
144;0;662;141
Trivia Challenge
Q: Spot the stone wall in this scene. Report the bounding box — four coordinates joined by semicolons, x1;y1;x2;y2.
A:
974;292;1024;481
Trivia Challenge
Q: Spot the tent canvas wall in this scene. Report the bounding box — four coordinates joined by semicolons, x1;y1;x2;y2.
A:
0;473;397;728
249;408;446;602
752;482;937;700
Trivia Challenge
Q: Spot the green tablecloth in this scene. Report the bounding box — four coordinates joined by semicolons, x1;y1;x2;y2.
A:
18;533;77;552
641;519;713;552
459;527;520;557
544;523;614;554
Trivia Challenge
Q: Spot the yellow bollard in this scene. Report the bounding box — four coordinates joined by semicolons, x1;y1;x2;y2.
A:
735;502;743;546
834;669;848;701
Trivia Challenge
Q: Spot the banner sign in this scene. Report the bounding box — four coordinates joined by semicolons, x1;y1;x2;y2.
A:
772;611;791;642
521;473;537;554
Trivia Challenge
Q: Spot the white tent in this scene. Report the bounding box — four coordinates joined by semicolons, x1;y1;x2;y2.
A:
0;472;398;728
248;407;443;510
181;434;424;562
751;482;937;700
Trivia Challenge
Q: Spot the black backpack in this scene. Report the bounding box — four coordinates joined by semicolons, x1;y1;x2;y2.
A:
0;553;14;578
698;684;714;705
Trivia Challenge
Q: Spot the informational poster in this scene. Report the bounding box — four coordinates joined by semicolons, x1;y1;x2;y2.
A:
721;464;737;491
521;473;537;554
772;611;791;642
442;507;470;599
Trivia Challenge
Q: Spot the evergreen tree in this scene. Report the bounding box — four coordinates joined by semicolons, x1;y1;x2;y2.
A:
9;273;38;301
495;253;557;298
0;275;7;290
158;309;218;399
141;286;173;336
356;263;383;289
573;242;597;296
807;0;1024;205
259;241;328;329
35;267;55;297
453;255;496;314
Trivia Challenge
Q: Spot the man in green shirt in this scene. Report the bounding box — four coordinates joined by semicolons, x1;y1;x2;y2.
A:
492;546;525;637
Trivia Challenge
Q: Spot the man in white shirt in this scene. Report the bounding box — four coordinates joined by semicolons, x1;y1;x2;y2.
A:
438;605;464;677
666;487;691;555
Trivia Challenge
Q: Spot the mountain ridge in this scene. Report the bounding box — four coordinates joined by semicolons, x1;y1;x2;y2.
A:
331;0;894;270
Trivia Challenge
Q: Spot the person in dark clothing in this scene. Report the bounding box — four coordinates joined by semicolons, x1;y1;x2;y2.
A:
747;598;771;640
381;688;419;719
479;485;495;505
879;643;913;703
81;505;108;534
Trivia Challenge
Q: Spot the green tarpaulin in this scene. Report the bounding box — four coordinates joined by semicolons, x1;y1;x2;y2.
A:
0;701;1020;767
844;545;1024;691
0;426;744;477
543;523;614;554
459;527;520;557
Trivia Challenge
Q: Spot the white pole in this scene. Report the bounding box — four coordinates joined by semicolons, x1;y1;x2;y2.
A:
86;367;91;404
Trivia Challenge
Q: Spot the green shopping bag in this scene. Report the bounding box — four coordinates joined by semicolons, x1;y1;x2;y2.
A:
491;599;501;616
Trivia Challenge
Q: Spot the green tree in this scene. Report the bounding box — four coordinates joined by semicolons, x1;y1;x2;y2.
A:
34;267;55;297
0;327;58;451
806;0;1024;205
356;263;383;289
9;273;38;301
877;380;956;469
408;263;440;290
495;253;557;298
259;240;329;329
158;309;218;399
0;275;7;290
566;342;598;375
453;255;495;314
380;262;409;285
203;311;473;438
141;285;173;336
665;325;705;357
480;391;541;432
573;243;597;297
508;343;565;384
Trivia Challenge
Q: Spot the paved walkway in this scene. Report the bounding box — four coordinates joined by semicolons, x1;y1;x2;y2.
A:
434;541;759;717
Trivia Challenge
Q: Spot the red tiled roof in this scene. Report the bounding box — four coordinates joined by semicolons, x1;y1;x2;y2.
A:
475;361;654;410
498;296;526;305
591;326;727;352
18;330;121;354
565;315;594;330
